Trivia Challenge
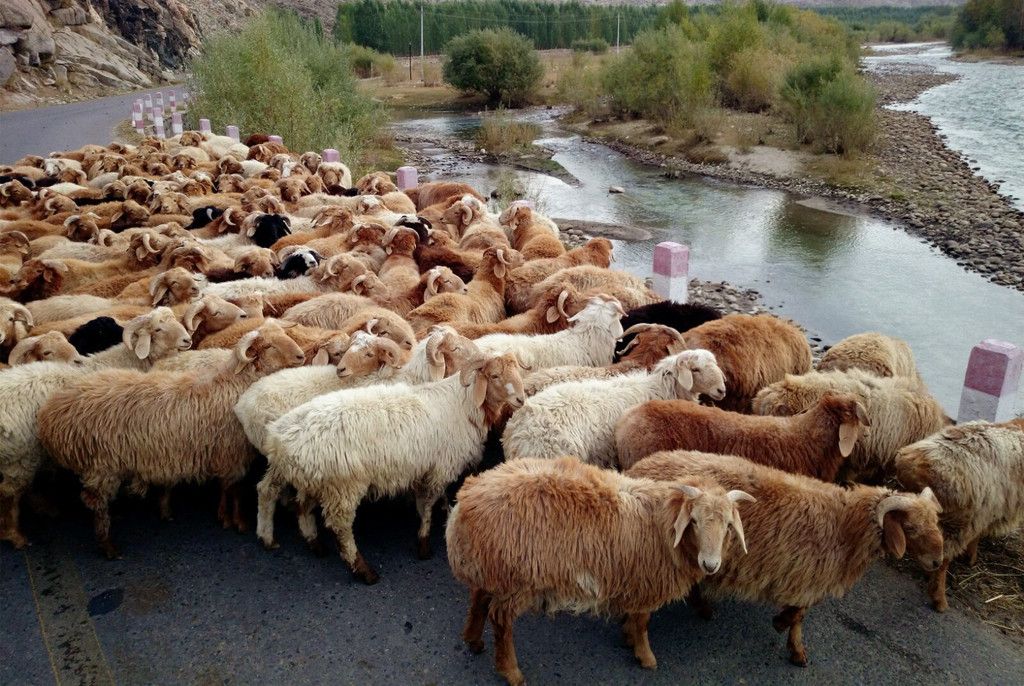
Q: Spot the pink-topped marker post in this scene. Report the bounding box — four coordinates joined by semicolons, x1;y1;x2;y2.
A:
171;112;183;136
268;135;283;144
651;241;689;303
958;339;1022;422
322;148;340;163
226;125;240;142
168;91;177;112
396;166;418;191
199;118;212;134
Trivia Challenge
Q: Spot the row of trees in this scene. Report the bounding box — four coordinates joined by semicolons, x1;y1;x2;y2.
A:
952;0;1024;50
332;0;660;54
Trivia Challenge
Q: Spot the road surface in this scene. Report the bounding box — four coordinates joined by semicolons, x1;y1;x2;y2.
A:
0;87;172;163
2;92;1023;685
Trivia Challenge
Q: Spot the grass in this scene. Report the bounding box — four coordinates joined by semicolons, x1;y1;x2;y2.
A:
476;115;542;155
947;533;1024;641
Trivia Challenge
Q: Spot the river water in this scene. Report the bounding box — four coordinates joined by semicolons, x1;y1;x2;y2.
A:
865;42;1024;211
391;54;1024;416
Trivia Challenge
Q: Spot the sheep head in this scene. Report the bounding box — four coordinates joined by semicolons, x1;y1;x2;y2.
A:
233;247;278;278
149;191;190;216
217;173;247;193
179;131;204;147
8;331;83;366
122;307;192;360
0;231;31;259
582;237;614;267
498;202;532;234
311;206;355;231
355;171;397;196
482;247;524;280
659;349;726;402
383;226;419;256
277;177;311;202
535;285;583;326
336;332;406;378
568;294;626;338
441;196;484;235
0;301;34;347
0;179;34;207
358;310;415;351
110;200;150;232
245;213;291;248
275;246;321;279
299;151;322;174
183;295;247;336
313;253;368;289
149;267;203;307
669;483;755;572
35;191;78;218
433;327;480;379
423;267;467;302
63;212;102;242
217;156;244;176
310;333;352;366
876;487;943;570
228;293;267;319
458;352;526;424
127;231;172;267
15;259;67;301
233;321;306;374
617;323;687;366
816;393;872;457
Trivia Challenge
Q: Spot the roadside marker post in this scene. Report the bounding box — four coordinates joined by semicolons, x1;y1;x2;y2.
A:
958;340;1022;423
268;135;283;144
226;125;240;142
397;166;418;191
143;94;153;120
171;112;183;136
322;149;340;163
199;118;212;134
168;91;177;112
651;241;689;303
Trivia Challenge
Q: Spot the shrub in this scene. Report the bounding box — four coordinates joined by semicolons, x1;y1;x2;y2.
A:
572;38;609;54
601;27;713;125
780;57;876;155
476;113;542;154
723;47;788;112
422;61;443;87
348;44;397;79
555;55;605;118
443;28;543;106
952;0;1023;51
188;10;382;158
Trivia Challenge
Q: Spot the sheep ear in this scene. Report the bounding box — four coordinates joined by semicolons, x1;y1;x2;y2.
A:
545;305;560;324
671;493;695;548
472;371;488;408
881;510;907;559
13;321;30;342
675;365;693;392
364;318;380;334
493;253;507;279
133;329;152;359
312;347;330;365
839;422;859;457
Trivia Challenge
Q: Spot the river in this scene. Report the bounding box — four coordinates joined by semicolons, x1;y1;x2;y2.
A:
392;56;1024;416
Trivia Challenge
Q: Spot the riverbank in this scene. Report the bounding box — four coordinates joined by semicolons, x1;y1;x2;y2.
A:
570;65;1024;293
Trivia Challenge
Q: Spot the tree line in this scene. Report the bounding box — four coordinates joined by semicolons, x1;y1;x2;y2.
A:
952;0;1024;50
332;0;660;54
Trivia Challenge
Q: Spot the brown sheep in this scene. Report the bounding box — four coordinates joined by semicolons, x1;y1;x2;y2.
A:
336;307;416;351
627;450;943;666
449;284;586;339
615;393;871;480
683;314;813;412
405;181;485;210
414;228;480;283
7;331;83;366
355;171;398;195
527;264;659;314
406;247;524;334
505;239;614;312
0;180;35;208
197;318;349;364
817;332;923;385
447;456;753;684
37;321;306;558
1;231;30;284
232;247;278;279
500;204;565;260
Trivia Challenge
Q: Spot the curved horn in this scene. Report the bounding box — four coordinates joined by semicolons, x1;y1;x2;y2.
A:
876;493;916;526
556;289;570;319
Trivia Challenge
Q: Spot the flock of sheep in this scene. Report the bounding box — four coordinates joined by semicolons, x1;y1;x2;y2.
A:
1;131;1022;685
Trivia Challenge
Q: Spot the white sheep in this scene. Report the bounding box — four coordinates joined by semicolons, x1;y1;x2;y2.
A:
502;350;726;468
473;295;625;371
257;351;526;583
0;308;191;549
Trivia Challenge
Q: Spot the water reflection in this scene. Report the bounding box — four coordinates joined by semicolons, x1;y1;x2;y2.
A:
764;200;860;270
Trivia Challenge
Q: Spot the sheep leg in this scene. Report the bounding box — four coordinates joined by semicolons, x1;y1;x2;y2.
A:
158;488;173;521
322;487;378;585
462;587;492;654
256;467;285;549
621;614;636;647
687;584;715;620
81;477;120;560
964;537;981;567
928;559;950;613
626;612;657;669
413;486;442;560
490;605;524;686
773;606;808;667
295;491;324;557
230;483;248;533
0;494;29;549
217;486;231;529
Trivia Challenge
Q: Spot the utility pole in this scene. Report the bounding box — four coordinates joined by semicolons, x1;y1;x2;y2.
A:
420;3;425;82
409;42;413;81
616;13;620;54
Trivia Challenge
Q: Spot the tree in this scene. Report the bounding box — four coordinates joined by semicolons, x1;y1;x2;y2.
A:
442;28;543;105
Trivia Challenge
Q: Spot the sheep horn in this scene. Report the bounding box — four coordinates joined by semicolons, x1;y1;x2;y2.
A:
351;274;368;292
425;268;441;296
384;226;399;245
325;256;339;278
876;493;917;526
620;323;658;338
556;289;570;319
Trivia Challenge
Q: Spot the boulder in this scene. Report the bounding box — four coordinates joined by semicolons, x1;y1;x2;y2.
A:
0;46;15;86
0;2;34;30
50;6;89;26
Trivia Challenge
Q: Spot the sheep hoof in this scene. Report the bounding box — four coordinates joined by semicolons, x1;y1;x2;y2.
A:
307;538;327;558
351;555;380;585
931;598;948;613
466;639;486;654
260;538;279;551
501;669;525;686
639;657;657;670
416;537;433;560
788;652;808;668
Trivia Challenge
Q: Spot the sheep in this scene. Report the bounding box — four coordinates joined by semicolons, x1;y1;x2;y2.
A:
504;239;614;312
446;456;753;685
0;180;35;208
752;368;951;482
627;450;943;666
449;285;584;339
499;203;563;260
682;314;812;412
257;351;527;582
407;248;523;333
317;161;353;190
893;418;1024;612
69;316;124;355
817;332;924;384
529;265;660;312
614;393;871;479
0;308;191;549
443;196;509;251
472;294;625;372
0;298;33;359
7;331;83;366
275;246;322;279
615;301;721;359
336;307;416;352
414;228;479;283
405;181;485;210
281;292;376;329
525;323;688;395
502;350;725;468
201;252;362;301
349;267;469;318
36;321;305;557
1;231;30;284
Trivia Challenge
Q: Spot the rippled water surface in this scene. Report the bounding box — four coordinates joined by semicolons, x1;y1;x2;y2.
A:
392;62;1024;415
865;42;1024;210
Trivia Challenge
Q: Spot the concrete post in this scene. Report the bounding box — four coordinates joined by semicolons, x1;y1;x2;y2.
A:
143;94;153;121
226;125;240;142
268;135;283;144
168;91;177;112
651;242;689;303
199;118;212;134
397;165;418;191
322;148;340;163
958;340;1022;423
171;112;183;136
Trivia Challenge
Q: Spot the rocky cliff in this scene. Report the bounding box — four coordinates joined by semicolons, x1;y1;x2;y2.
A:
0;0;337;109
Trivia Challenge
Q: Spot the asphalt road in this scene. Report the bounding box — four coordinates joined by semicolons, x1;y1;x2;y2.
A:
0;87;171;163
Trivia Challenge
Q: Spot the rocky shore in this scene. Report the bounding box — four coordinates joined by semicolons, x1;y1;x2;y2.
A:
582;67;1024;293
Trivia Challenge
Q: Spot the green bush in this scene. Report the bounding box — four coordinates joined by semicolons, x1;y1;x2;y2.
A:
187;10;382;158
571;38;609;54
347;44;397;79
723;47;788;112
476;112;542;154
443;28;543;106
952;0;1022;51
602;27;713;125
780;57;875;155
